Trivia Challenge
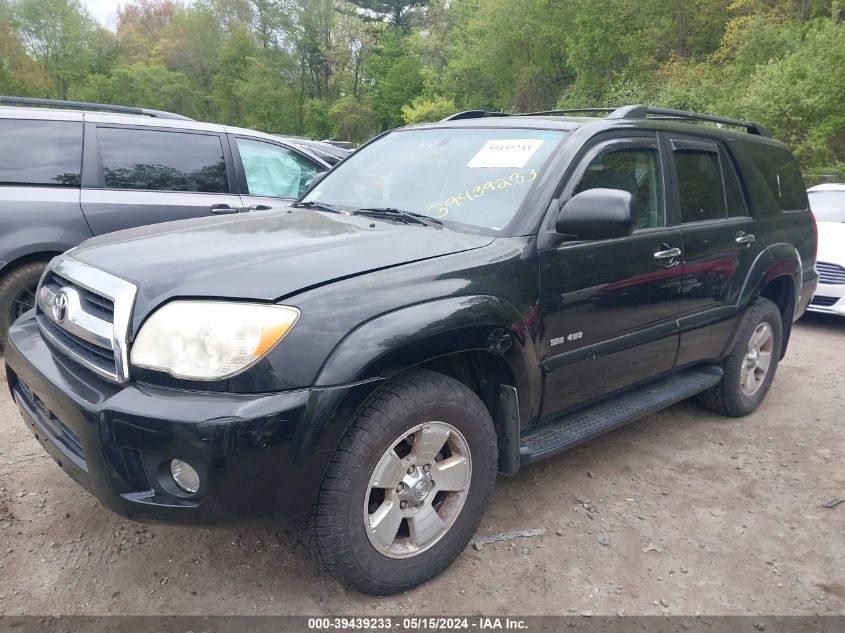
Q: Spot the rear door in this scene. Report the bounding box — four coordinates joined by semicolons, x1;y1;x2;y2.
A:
666;135;765;366
230;135;325;212
80;124;242;235
538;134;683;419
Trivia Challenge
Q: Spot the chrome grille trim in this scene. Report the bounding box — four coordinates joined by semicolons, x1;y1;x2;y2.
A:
36;256;137;383
816;262;845;285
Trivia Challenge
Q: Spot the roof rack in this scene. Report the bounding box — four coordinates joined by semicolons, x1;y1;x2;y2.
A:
440;110;510;121
613;105;771;136
0;96;193;121
440;104;771;137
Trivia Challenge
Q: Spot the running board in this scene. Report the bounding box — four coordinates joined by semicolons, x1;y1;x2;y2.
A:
520;365;723;466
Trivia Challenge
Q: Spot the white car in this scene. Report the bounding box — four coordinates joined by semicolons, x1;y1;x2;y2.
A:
808;183;845;316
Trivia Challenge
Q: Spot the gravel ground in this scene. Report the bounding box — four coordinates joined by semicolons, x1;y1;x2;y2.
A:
0;314;843;616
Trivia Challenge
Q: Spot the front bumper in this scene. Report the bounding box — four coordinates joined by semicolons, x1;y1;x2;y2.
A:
4;315;379;526
807;281;845;317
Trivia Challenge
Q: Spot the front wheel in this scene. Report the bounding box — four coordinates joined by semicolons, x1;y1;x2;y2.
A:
698;297;783;417
312;369;497;595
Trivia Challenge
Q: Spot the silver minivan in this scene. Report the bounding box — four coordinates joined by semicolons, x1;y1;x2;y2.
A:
0;97;333;343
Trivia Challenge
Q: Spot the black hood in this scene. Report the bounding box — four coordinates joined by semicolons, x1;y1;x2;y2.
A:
71;209;493;318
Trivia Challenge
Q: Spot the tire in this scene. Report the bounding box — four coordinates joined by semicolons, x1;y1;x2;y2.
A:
312;369;498;595
698;297;783;417
0;261;48;347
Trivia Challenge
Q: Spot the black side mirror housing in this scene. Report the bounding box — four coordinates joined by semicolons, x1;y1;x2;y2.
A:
556;188;636;240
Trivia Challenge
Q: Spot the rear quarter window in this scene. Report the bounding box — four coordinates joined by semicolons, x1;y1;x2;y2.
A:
740;143;808;211
0;119;82;186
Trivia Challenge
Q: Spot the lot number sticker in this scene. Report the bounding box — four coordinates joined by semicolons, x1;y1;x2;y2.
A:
467;139;544;169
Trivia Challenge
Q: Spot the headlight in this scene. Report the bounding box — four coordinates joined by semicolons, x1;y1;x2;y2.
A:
130;301;300;380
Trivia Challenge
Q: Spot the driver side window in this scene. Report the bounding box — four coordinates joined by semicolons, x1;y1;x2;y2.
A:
574;146;664;230
236;137;321;199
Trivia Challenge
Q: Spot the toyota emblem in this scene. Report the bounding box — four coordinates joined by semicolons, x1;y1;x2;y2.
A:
53;290;69;323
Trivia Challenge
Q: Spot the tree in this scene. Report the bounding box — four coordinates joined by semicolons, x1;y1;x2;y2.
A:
348;0;429;28
401;95;455;124
10;0;105;97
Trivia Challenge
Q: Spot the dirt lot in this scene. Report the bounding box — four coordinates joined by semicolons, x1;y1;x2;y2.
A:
0;314;843;617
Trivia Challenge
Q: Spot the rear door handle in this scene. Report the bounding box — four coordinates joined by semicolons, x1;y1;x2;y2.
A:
210;203;239;215
736;231;756;246
246;204;272;211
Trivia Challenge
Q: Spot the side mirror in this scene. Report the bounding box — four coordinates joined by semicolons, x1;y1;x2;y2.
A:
556;188;636;240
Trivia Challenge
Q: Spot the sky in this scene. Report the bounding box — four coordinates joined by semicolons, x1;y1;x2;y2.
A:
80;0;125;27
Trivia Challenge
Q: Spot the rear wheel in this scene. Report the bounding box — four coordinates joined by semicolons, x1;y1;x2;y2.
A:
698;297;783;417
0;261;48;346
312;369;497;595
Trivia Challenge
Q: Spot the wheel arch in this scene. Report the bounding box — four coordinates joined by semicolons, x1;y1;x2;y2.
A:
0;249;63;278
751;242;801;359
312;295;540;474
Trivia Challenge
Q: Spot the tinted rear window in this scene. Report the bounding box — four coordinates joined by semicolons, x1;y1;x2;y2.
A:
742;144;807;211
675;150;725;223
96;127;228;192
0;119;82;186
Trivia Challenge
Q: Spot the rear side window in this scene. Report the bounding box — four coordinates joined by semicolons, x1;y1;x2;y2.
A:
96;127;228;193
0;119;82;186
741;144;807;211
675;150;725;223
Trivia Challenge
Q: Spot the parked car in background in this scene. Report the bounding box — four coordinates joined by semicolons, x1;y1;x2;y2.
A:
277;136;352;166
0;96;332;344
807;183;845;316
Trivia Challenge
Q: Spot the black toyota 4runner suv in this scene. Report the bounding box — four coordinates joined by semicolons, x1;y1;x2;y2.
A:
5;106;818;595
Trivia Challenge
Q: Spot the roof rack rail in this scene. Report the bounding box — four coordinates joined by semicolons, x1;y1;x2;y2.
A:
607;104;771;136
0;96;193;121
441;110;510;121
520;108;616;116
440;104;770;136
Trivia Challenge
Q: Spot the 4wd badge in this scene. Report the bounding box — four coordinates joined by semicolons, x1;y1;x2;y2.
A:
551;332;583;347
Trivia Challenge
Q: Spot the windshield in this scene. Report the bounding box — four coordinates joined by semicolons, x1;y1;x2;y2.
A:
809;190;845;222
301;127;567;234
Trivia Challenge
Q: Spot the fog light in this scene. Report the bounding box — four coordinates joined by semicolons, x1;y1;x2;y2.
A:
170;459;200;494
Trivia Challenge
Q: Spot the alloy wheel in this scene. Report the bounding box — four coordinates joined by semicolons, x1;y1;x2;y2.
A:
364;421;472;559
741;322;774;396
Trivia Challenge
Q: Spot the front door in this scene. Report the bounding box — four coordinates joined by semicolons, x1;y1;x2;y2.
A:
666;136;764;366
539;135;682;420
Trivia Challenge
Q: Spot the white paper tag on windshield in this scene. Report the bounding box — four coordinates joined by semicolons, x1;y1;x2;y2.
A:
467;139;544;169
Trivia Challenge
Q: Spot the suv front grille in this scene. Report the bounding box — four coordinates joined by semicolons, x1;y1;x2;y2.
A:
817;262;845;285
35;257;137;383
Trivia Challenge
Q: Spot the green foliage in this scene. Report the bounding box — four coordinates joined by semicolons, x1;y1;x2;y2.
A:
303;98;333;138
734;20;845;165
364;28;423;129
9;0;106;97
0;0;842;168
401;95;455;124
348;0;429;28
330;94;378;141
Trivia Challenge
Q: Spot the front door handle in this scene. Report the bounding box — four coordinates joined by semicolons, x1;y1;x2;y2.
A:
736;231;756;247
246;204;272;211
654;246;682;266
210;203;239;215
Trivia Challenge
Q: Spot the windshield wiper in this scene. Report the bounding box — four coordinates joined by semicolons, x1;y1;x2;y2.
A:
353;207;443;229
294;200;345;214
